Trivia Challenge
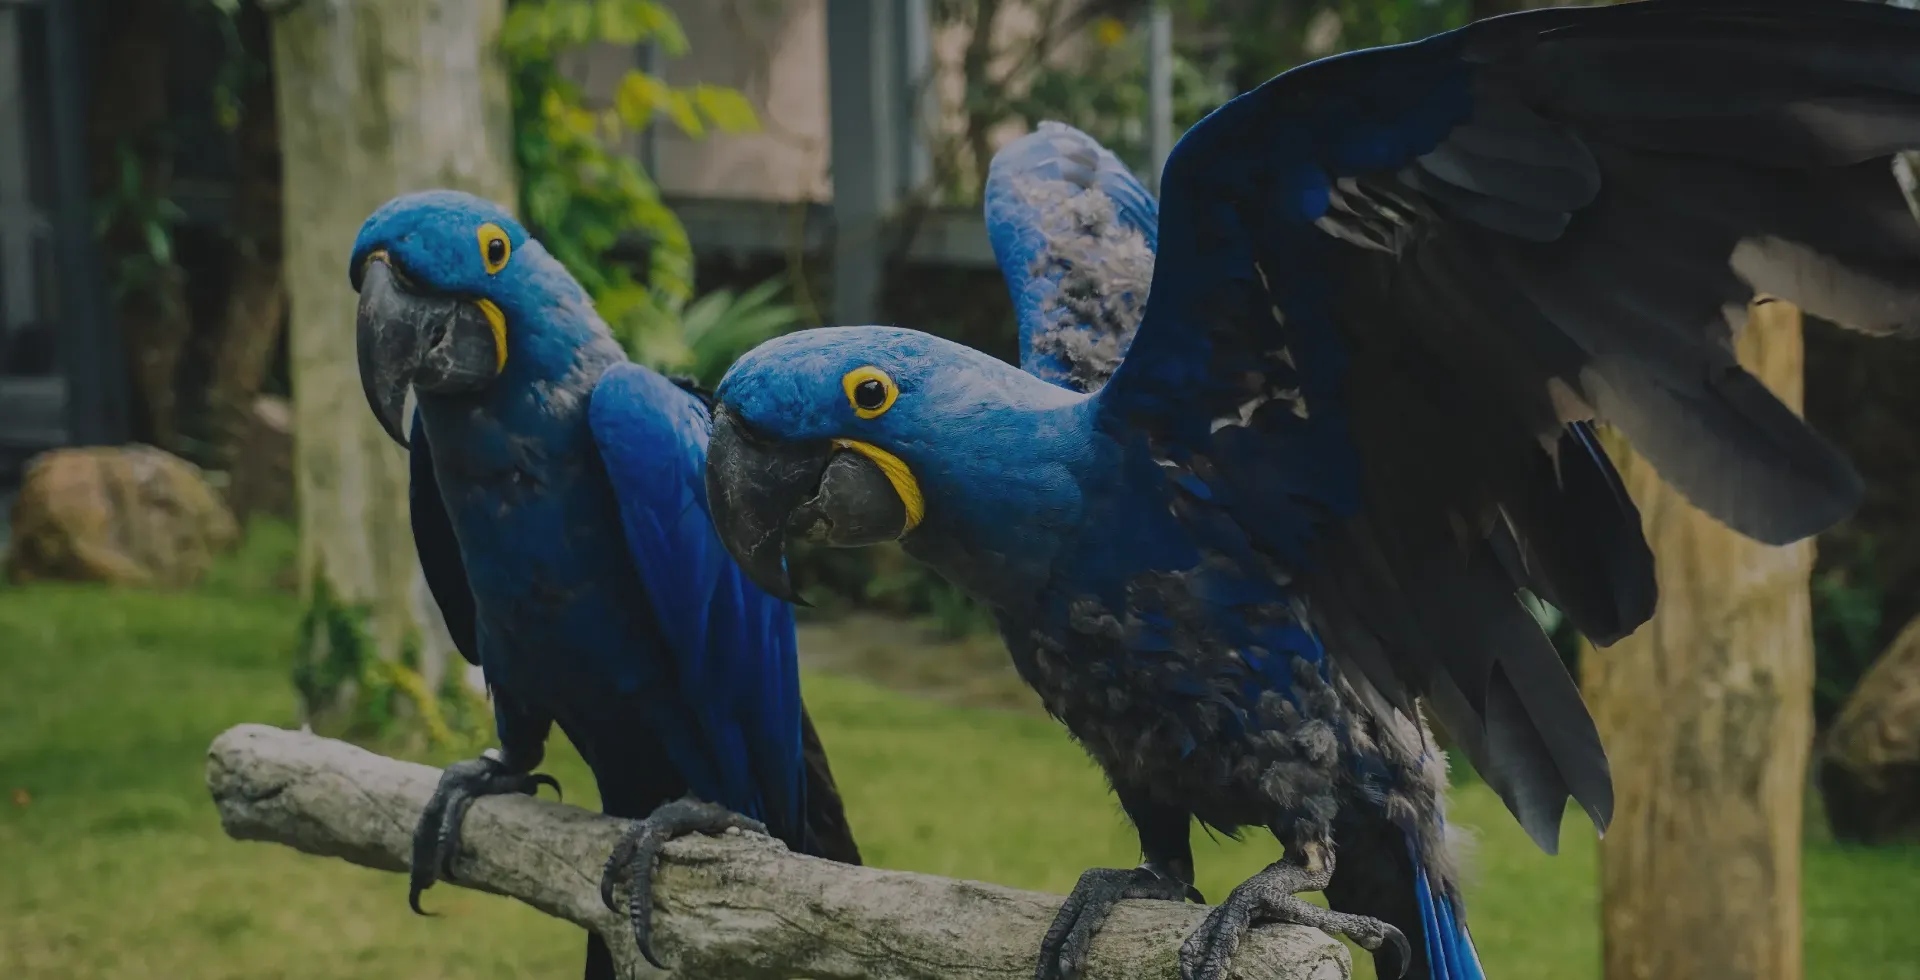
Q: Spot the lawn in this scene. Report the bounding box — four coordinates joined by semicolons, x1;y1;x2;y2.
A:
2;533;1917;979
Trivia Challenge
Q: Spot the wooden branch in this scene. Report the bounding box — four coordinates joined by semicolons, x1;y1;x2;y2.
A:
205;724;1350;980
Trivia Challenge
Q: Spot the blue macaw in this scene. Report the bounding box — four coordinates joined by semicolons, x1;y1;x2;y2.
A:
698;3;1920;978
347;190;861;979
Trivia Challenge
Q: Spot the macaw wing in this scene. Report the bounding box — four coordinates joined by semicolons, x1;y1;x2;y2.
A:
986;121;1159;393
588;362;805;839
409;410;479;668
1096;0;1920;851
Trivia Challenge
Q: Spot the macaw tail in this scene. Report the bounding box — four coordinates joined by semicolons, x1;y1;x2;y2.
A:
1410;835;1485;980
799;705;864;865
584;935;617;980
1327;806;1485;980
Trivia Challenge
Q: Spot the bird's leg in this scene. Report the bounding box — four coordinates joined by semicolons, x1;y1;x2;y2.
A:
1179;843;1411;980
1036;785;1201;980
408;744;559;913
599;796;770;970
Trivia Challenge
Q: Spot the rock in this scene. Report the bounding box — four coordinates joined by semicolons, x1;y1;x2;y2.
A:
226;395;294;524
1820;612;1920;844
4;444;240;588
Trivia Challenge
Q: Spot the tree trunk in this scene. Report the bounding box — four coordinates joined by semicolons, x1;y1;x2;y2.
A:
1580;298;1815;980
268;0;513;729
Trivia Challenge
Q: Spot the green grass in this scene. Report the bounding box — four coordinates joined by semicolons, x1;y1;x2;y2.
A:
2;534;1917;979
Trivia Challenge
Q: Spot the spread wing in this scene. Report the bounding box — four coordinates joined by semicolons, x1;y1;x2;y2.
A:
986;121;1159;393
588;362;806;840
1096;0;1920;851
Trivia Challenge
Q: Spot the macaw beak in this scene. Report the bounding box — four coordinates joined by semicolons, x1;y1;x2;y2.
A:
354;253;504;447
706;403;914;605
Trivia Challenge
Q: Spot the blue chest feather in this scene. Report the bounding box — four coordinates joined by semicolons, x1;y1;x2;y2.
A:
418;343;665;702
888;390;1349;835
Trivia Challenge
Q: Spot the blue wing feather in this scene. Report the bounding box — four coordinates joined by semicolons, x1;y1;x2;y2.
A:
408;410;480;667
986;122;1159;393
1098;26;1478;488
587;362;806;838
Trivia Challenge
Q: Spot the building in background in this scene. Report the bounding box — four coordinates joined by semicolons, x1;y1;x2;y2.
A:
0;0;121;494
0;0;1170;507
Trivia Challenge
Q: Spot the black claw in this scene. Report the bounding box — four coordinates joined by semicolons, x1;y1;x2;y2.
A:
630;871;669;972
1037;866;1196;980
406;755;559;914
599;831;635;913
408;783;455;915
600;796;772;970
1385;925;1413;979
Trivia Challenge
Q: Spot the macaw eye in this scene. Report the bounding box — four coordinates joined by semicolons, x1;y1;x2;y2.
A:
477;222;511;275
842;365;898;419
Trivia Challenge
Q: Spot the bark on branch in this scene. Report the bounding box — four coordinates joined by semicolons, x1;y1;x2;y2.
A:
205;724;1350;980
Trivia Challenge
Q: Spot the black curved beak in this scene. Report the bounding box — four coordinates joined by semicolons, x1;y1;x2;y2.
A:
706;404;911;605
354;255;503;447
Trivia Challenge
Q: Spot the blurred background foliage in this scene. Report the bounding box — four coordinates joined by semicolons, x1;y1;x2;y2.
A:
1172;0;1475;92
501;0;801;377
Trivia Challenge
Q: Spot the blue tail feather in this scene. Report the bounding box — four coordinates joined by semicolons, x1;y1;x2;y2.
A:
1409;832;1485;980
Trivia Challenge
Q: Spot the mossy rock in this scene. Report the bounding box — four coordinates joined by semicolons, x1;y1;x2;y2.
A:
4;444;239;588
1822;612;1920;844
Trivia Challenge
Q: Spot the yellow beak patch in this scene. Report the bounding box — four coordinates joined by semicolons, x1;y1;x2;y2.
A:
472;298;508;374
833;438;924;533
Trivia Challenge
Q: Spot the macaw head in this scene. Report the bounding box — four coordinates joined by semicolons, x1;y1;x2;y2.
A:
348;189;564;446
706;325;1087;604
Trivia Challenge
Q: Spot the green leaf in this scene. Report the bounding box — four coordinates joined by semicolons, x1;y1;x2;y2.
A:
505;0;765;367
660;90;704;138
691;85;760;133
612;71;669;130
635;0;690;56
143;221;173;265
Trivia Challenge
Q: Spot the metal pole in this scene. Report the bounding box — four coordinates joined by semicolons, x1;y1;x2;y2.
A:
48;0;127;444
0;7;37;359
827;0;896;326
1146;3;1173;194
898;0;933;198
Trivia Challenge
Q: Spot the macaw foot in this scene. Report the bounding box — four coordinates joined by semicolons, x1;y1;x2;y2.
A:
408;754;560;914
1036;864;1203;980
599;797;769;970
1178;857;1410;980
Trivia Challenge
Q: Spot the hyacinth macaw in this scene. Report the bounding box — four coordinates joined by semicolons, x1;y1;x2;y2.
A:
347;190;861;979
698;2;1920;978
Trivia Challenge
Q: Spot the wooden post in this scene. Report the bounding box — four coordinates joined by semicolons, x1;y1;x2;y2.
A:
1581;298;1815;980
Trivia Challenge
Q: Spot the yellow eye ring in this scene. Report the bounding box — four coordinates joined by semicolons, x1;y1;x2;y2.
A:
842;365;898;419
477;222;511;275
